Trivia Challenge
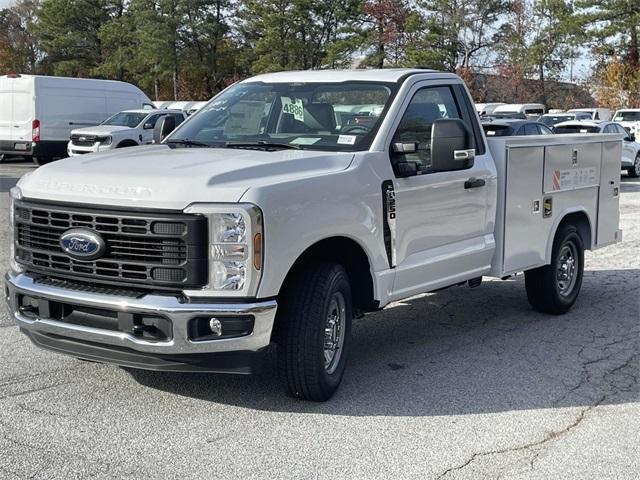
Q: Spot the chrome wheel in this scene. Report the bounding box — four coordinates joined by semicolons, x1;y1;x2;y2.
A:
323;292;346;374
557;242;578;296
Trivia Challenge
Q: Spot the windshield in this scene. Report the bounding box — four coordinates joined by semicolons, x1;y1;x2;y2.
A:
166;81;397;151
102;112;147;128
613;111;640;122
540;115;575;126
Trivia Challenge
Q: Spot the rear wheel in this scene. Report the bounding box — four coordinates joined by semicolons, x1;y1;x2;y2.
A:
276;262;352;401
524;224;584;314
627;154;640;178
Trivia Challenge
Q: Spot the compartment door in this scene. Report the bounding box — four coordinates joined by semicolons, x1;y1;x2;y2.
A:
596;141;621;246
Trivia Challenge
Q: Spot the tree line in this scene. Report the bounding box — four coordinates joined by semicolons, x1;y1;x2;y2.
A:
0;0;638;108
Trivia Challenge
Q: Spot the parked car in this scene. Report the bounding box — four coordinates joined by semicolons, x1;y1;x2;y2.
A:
187;101;208;115
567;108;611;121
483;119;553;137
6;68;622;401
554;120;640;177
67;109;186;156
0;74;154;165
480;112;527;121
539;112;592;127
152;101;174;109
493;103;546;118
475;102;506;116
164;101;197;114
612;109;640;138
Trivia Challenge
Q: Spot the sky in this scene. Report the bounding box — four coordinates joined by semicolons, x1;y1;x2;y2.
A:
0;0;13;7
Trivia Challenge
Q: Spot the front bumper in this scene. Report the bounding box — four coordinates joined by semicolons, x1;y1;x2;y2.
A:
67;141;112;156
4;272;278;373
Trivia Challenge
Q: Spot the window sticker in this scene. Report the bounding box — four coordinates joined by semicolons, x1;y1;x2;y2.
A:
291;137;321;145
281;97;305;122
337;134;357;145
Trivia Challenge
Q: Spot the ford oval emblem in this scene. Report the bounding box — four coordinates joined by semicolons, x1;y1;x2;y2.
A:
59;229;106;260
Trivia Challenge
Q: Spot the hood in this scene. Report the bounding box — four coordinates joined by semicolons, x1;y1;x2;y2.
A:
19;145;355;210
71;125;132;136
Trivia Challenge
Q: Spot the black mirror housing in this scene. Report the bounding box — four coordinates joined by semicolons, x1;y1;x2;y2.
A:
143;122;154;130
430;118;474;171
153;116;176;144
393;161;420;177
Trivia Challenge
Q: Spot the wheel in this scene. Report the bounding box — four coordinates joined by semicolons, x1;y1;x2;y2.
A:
524;224;584;314
627;154;640;178
276;262;352;401
32;156;54;166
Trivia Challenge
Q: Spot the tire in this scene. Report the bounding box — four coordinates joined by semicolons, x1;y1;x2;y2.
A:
276;262;353;401
627;154;640;178
524;224;584;315
32;156;54;166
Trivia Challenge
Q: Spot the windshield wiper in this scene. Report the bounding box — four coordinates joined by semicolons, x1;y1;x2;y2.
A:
166;139;210;148
224;141;301;150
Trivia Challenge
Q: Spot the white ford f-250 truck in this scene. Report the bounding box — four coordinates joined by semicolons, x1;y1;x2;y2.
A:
5;69;622;401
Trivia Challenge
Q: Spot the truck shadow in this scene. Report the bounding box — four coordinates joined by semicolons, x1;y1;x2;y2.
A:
127;268;639;416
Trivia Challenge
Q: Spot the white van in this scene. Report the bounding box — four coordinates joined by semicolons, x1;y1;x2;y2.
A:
567;108;611;121
0;74;153;165
493;103;546;118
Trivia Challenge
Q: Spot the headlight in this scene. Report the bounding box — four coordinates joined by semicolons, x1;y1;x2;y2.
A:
183;204;263;297
96;136;112;145
9;186;25;274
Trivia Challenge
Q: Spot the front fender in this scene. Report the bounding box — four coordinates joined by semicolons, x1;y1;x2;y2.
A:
243;162;390;300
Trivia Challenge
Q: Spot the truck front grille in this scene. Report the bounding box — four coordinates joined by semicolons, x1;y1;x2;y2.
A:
69;134;109;146
14;201;208;290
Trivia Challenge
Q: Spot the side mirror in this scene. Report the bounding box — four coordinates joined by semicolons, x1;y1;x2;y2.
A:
153;115;176;143
627;134;635;142
431;118;474;171
143;122;154;130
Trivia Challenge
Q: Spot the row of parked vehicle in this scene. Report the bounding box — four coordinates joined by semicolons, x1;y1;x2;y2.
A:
0;74;201;165
475;103;640;177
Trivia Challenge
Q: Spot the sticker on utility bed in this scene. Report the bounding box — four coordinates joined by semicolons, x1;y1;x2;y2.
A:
551;167;597;191
281;97;305;122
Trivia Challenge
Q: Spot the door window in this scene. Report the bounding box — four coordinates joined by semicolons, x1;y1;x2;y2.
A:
144;114;162;128
392;86;461;170
523;124;538;135
615;125;629;136
538;124;553;135
603;124;616;134
171;113;185;126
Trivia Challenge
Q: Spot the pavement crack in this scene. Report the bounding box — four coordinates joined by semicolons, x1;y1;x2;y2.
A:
435;396;605;479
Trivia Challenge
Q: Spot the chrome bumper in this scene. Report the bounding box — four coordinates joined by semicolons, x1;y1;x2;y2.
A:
4;272;278;357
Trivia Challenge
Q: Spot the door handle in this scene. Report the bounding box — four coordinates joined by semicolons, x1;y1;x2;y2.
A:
464;177;486;189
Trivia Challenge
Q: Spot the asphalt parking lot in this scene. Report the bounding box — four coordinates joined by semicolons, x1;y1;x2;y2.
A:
0;158;638;480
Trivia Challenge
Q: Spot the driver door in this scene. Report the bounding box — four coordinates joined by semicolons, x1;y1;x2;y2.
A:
387;83;494;300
